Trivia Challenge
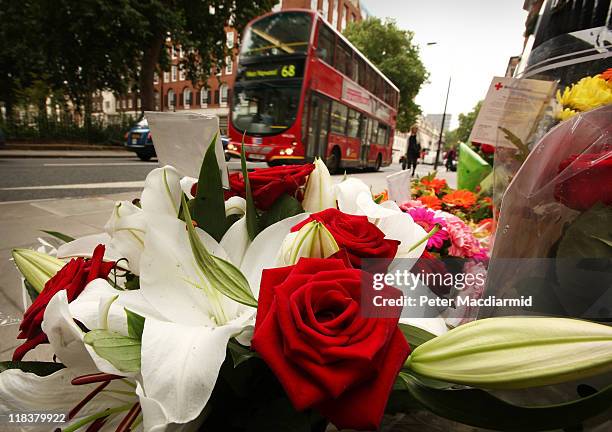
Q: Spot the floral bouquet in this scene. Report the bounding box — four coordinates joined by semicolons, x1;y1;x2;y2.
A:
484;104;611;321
2;137;612;432
398;175;493;325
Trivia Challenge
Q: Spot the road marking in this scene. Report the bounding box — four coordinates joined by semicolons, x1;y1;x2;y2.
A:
43;162;157;167
0;181;145;191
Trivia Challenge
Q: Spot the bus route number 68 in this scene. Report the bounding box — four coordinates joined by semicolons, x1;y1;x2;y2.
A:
281;65;296;78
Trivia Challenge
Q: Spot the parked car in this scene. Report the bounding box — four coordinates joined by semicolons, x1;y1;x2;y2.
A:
422;150;438;165
125;118;231;161
125;119;154;161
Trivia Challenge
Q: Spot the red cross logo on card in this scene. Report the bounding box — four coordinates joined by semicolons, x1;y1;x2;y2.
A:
494;82;504;90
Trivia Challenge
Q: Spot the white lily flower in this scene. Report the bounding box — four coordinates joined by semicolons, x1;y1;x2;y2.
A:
0;367;140;432
302;157;336;212
104;201;146;275
108;166;308;427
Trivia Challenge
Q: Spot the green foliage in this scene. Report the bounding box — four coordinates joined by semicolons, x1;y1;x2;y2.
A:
1;113;135;145
125;309;145;341
394;373;612;431
182;194;258;308
398;323;436;349
258;194;304;232
83;330;141;373
191;134;230;242
0;0;275;134
40;230;75;243
0;361;65;376
344;18;428;131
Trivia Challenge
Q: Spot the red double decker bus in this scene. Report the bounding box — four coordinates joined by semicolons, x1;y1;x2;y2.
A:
226;9;399;173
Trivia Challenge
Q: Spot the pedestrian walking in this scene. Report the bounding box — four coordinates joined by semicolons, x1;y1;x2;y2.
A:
405;125;420;176
445;145;457;171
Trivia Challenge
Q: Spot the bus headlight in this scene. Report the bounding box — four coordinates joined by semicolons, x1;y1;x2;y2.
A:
285;147;294;156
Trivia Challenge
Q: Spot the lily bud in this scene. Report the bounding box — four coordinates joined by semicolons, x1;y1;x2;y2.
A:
303;158;336;212
12;249;65;293
405;317;612;389
278;221;340;266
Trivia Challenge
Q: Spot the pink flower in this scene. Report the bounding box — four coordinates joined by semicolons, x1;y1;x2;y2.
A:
404;207;449;249
439;212;485;259
399;200;425;211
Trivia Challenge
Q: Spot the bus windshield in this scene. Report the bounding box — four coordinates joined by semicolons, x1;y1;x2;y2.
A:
240;11;312;58
231;81;301;135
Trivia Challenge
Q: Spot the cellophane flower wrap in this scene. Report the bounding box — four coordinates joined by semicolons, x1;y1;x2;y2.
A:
484;104;611;320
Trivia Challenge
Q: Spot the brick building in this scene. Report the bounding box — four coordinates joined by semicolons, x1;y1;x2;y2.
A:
100;0;365;133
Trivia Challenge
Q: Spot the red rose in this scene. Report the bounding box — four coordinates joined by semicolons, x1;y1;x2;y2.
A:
412;251;451;297
251;258;409;430
554;152;612;211
480;143;495;154
224;164;315;210
291;208;400;272
13;244;114;361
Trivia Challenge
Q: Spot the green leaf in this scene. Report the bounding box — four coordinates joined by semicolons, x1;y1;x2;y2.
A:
83;330;141;373
228;339;258;368
125;309;145;341
396;372;612;431
182;195;257;308
591;235;612;248
498;126;530;162
40;230;75;243
23;279;39;302
124;273;140;291
241;138;260;241
0;361;65;376
557;203;612;259
555;204;612;315
258;194;304;231
192;132;229;242
398;323;437;349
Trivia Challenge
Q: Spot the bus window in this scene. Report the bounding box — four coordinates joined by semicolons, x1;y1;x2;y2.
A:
316;23;335;65
346;109;360;138
240;11;312;58
370;119;378;143
330;101;348;135
377;123;388;145
336;40;351;77
357;58;366;87
231;82;301;135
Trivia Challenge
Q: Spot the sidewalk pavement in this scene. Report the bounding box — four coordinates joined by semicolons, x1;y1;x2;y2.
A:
0;149;133;158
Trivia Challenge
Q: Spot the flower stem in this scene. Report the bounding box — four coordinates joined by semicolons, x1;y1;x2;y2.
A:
408;224;441;252
60;404;132;432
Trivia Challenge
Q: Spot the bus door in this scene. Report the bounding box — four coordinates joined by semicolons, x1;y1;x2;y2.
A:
305;93;331;159
360;116;371;167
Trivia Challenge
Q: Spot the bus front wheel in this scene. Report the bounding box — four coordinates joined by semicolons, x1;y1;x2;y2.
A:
326;147;341;175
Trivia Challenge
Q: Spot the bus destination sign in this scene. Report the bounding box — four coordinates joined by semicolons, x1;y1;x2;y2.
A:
240;61;304;81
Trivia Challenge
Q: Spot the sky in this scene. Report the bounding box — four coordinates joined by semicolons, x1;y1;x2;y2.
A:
361;0;528;129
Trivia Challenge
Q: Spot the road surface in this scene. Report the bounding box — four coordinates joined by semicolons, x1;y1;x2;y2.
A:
0;156;455;203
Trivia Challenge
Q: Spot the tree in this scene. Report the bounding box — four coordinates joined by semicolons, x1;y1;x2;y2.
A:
132;0;277;112
452;100;482;144
344;18;428;132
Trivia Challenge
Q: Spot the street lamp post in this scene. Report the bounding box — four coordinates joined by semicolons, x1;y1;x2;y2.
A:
433;76;451;170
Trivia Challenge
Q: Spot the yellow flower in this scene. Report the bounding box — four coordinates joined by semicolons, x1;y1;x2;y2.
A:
556;107;579;121
556;75;612;115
